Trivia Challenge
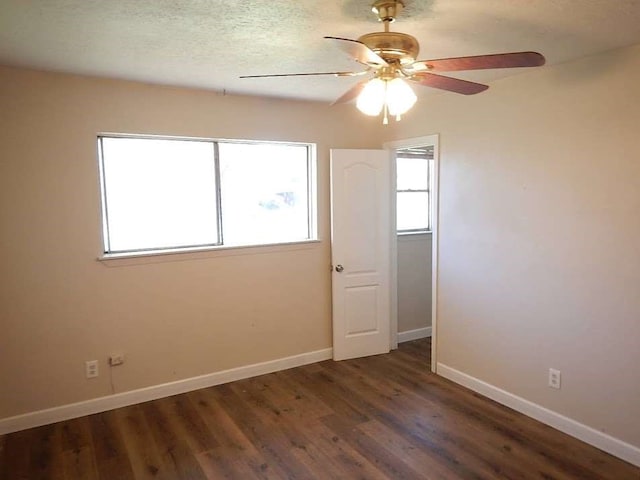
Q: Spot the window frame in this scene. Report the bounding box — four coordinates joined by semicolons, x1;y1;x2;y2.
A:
396;149;432;234
97;133;317;258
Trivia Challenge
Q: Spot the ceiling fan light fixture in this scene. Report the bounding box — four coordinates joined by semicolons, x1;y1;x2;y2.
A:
386;77;416;117
356;76;416;122
356;78;386;116
240;1;545;123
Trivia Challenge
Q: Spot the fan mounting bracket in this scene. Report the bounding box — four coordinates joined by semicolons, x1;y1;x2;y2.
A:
372;0;404;23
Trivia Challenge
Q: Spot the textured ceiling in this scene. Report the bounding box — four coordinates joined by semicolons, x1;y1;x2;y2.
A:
1;1;640;102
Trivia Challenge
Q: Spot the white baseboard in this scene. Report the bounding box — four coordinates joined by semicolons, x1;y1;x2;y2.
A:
437;363;640;468
397;326;432;343
0;347;333;435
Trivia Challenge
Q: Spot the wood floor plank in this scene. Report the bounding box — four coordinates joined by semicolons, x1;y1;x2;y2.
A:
88;410;136;480
188;389;283;479
209;383;318;479
321;413;429;480
62;445;99;480
1;430;31;480
356;419;463;480
281;364;370;427
226;372;391;479
142;401;207;480
233;372;332;426
155;395;219;454
0;434;5;477
60;416;99;480
2;338;639;479
27;424;65;480
196;446;270;479
298;418;390;480
186;388;264;451
229;375;376;479
60;416;92;453
269;369;338;420
115;404;171;480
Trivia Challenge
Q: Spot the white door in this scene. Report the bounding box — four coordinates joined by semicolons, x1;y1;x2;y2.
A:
331;149;391;361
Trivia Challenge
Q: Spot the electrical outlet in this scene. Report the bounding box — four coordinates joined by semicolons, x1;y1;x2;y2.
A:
86;360;99;378
548;368;561;389
109;353;125;366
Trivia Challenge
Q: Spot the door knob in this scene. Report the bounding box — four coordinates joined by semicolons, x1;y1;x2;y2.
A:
335;264;344;273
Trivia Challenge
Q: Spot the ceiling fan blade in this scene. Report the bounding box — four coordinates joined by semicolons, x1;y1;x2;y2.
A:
240;71;364;79
413;52;546;72
331;80;370;106
324;36;388;68
409;72;489;95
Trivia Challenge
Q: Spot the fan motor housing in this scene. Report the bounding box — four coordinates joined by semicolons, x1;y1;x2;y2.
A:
358;31;420;65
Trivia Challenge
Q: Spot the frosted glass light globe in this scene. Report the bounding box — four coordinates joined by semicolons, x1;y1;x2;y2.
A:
356;78;386;116
386;78;417;117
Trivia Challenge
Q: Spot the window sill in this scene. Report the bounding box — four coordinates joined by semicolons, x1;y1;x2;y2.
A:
397;231;432;237
98;239;322;266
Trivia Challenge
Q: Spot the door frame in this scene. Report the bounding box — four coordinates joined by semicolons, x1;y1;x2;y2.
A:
384;134;440;373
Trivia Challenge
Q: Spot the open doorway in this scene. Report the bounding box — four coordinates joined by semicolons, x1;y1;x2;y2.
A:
385;135;439;372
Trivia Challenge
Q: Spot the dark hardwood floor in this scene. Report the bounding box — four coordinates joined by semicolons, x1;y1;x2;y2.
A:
1;338;638;479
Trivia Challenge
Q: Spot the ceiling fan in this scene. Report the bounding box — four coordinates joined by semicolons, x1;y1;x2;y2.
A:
240;0;546;124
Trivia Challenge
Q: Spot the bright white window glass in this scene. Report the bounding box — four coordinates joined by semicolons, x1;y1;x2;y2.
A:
397;192;430;231
397;157;429;191
218;143;310;246
100;137;219;252
396;156;430;232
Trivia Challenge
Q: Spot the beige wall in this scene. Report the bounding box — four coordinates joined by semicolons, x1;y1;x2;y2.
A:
389;44;640;448
397;233;432;332
0;66;384;419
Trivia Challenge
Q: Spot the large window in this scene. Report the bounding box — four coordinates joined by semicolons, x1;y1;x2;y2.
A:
98;135;316;255
396;146;433;233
